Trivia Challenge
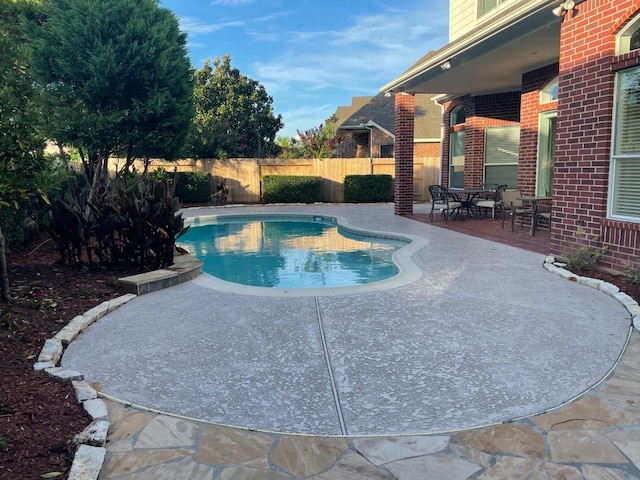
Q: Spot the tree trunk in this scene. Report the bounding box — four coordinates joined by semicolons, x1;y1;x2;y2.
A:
0;226;10;302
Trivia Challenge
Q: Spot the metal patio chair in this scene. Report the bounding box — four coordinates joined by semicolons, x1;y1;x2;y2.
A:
428;185;462;222
476;184;507;219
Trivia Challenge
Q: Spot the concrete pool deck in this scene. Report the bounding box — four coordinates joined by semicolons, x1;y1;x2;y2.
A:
58;204;640;478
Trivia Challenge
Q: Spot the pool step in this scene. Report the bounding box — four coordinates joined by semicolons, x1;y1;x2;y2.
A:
118;253;202;295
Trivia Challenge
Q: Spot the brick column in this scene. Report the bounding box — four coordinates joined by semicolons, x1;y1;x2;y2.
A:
394;92;415;216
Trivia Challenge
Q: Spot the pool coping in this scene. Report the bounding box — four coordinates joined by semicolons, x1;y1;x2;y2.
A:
180;212;427;297
117;252;203;296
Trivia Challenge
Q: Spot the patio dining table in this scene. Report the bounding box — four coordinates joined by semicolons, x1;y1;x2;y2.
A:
449;188;491;219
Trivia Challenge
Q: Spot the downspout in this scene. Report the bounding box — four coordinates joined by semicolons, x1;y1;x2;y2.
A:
364;124;374;174
432;95;447;187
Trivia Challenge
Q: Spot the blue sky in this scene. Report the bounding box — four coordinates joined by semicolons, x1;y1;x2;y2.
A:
159;0;450;138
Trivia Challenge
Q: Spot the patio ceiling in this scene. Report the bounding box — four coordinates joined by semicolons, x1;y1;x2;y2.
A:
382;1;562;97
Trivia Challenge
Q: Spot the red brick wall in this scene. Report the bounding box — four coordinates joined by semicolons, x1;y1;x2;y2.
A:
371;129;394;158
468;93;520;187
336;129;394;158
440;93;519;188
553;0;640;273
394;93;415;216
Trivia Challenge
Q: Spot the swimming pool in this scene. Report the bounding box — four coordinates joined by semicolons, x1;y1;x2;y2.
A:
177;215;410;288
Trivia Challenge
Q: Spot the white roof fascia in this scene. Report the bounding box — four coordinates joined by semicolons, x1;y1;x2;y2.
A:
365;120;394;139
380;0;556;94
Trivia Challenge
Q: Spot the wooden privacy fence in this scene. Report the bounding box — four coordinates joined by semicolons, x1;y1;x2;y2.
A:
113;157;440;203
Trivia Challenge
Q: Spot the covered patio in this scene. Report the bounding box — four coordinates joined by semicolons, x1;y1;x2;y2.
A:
411;204;551;256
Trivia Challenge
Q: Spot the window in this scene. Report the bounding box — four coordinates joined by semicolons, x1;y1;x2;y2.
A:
449;105;466;189
540;77;559;104
450;105;466;126
450;131;465;188
610;66;640;220
484;126;519;188
617;15;640;55
379;144;394;157
478;0;508;18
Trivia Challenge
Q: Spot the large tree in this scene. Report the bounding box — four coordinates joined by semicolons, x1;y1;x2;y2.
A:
188;55;283;159
0;0;49;301
27;0;194;202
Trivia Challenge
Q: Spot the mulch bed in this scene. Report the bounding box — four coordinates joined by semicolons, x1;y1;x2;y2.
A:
0;237;638;479
0;239;131;480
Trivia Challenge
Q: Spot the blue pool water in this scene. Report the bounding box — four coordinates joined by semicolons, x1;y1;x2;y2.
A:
177;216;408;288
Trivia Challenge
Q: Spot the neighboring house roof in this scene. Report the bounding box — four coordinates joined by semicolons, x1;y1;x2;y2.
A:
381;0;562;96
338;92;395;137
337;93;441;140
414;95;441;140
333;96;374;128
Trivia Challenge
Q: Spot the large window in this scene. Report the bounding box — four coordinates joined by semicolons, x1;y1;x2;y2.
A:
449;105;466;189
484;126;519;189
478;0;509;18
610;66;640;220
450;131;465;188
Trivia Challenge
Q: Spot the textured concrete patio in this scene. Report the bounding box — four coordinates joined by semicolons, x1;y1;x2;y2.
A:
62;204;631;439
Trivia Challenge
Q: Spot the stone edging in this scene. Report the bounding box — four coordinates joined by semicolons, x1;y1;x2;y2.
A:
32;253;201;480
543;255;640;329
33;255;639;479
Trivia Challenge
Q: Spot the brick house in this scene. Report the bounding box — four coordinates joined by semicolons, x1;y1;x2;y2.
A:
333;93;441;159
382;0;640;274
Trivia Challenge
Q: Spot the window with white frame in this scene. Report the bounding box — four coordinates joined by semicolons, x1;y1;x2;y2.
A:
610;66;640;221
449;105;466;188
540;76;559;104
617;16;640;55
484;126;519;189
477;0;509;18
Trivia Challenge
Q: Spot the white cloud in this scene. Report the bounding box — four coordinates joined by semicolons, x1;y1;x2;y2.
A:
179;17;245;35
251;2;448;97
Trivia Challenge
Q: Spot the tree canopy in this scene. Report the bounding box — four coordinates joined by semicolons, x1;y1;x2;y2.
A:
188;55;283;159
297;120;342;158
0;0;50;301
26;0;194;186
0;0;47;206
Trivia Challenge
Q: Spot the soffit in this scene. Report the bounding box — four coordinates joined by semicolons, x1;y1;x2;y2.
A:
382;1;561;96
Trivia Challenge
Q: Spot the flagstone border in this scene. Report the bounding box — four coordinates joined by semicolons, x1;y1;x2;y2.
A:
33;255;640;480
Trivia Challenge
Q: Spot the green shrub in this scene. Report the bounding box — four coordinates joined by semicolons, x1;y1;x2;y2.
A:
625;258;640;284
0;162;71;251
174;172;211;204
50;174;188;270
262;175;322;203
0;432;5;452
343;174;393;203
565;244;608;272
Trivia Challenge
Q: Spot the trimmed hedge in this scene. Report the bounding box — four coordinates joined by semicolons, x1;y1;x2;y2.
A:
262;175;322;204
343;174;393;203
174;172;212;204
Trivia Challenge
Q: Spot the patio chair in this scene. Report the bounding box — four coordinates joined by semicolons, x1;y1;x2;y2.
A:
475;184;507;219
500;189;533;231
532;201;552;235
428;185;462;222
